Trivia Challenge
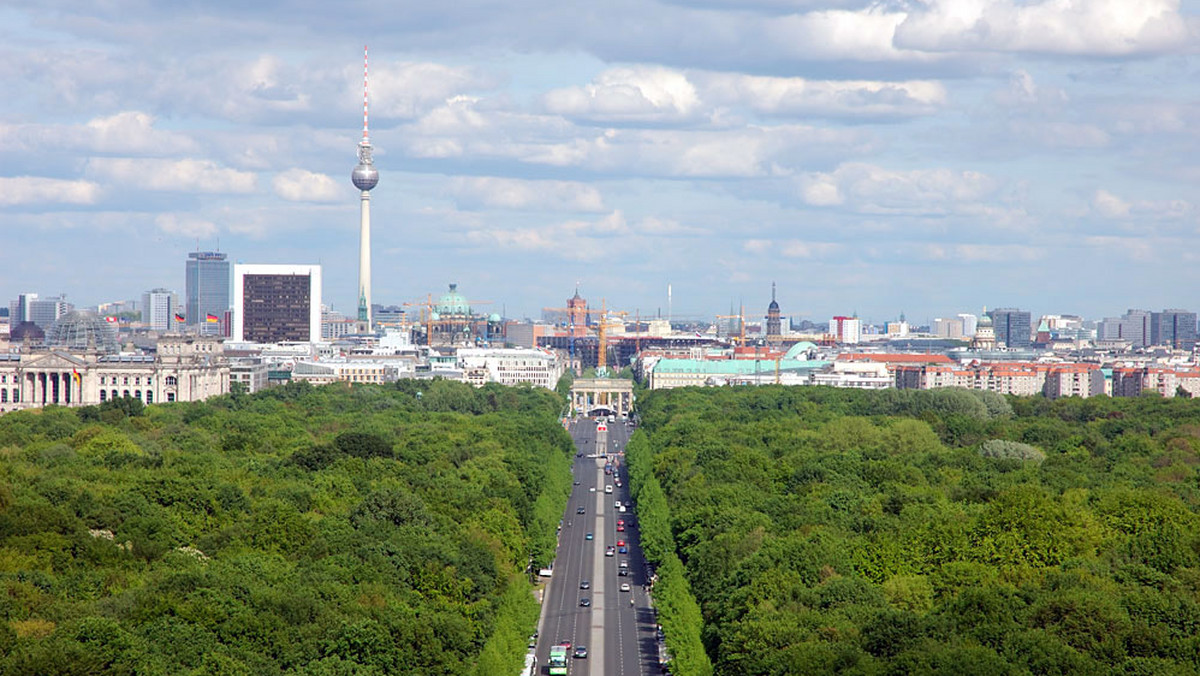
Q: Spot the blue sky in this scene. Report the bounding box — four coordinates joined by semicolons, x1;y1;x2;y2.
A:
2;0;1199;326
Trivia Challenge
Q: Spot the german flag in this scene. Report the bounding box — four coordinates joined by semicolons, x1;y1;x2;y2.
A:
205;313;219;323
72;369;81;384
174;313;186;323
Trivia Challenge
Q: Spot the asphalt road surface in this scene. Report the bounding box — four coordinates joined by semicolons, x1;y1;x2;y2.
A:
535;417;661;676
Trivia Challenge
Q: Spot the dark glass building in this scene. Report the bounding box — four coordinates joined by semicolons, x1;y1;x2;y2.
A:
989;308;1032;348
233;264;322;344
186;252;230;335
1151;309;1198;349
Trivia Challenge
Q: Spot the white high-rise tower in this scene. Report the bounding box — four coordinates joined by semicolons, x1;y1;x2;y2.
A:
351;45;379;329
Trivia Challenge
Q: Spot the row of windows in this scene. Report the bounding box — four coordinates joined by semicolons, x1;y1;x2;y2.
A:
99;390;154;404
0;389;17;403
100;375;153;386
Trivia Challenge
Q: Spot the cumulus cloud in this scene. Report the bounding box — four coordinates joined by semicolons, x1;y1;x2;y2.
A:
0;111;197;156
544;66;700;122
700;72;946;118
798;163;999;213
1092;189;1192;221
87;158;257;193
272;169;341;202
155;213;218;238
447;177;605;212
0;176;101;206
894;0;1191;56
744;238;841;258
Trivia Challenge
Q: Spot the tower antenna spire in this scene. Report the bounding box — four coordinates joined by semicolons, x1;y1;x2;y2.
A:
362;44;370;143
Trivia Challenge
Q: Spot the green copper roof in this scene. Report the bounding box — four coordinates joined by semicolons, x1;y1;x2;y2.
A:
653;358;829;375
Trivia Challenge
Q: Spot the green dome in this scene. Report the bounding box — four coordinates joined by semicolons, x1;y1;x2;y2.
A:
435;284;471;315
783;341;818;360
488;313;501;322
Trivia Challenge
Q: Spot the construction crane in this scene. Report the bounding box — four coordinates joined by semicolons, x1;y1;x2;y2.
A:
594;299;628;374
716;303;747;345
404;290;493;345
542;298;629;372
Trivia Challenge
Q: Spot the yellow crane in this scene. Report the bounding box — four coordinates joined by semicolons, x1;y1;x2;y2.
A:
716;303;747;345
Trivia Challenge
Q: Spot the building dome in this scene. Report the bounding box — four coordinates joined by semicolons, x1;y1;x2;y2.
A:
488;313;502;322
351;163;379;191
46;311;119;353
435;284;471;316
978;311;993;327
768;299;780;311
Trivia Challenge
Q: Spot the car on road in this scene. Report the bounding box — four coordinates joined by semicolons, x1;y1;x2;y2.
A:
605;485;613;494
605;546;615;557
617;524;625;532
589;487;596;493
573;480;580;485
585;532;594;541
579;597;591;607
576;506;586;514
618;568;629;576
620;583;631;592
580;580;590;589
574;646;588;659
619;560;629;569
575;452;583;457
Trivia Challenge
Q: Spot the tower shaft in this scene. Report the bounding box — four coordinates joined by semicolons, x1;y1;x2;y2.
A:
358;191;371;324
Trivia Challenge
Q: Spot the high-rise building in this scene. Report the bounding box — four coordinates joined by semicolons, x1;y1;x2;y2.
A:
232;264;322;344
1151;309;1198;350
1097;309;1152;347
21;295;73;330
9;293;37;324
351;46;380;330
831;316;861;344
933;317;964;339
141;288;179;332
186;251;230;336
957;313;978;337
990;308;1031;348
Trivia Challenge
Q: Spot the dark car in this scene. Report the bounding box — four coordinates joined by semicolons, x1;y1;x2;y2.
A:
618;568;629;576
579;597;591;607
576;506;586;514
580;580;590;589
585;532;593;540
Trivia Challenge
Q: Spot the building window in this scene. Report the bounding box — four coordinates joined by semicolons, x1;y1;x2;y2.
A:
111;390;118;401
123;377;129;385
123;390;130;398
135;377;140;386
146;391;153;404
1;390;5;403
99;390;106;402
167;392;176;402
134;390;141;401
12;389;18;402
147;377;152;385
100;376;106;385
166;376;177;386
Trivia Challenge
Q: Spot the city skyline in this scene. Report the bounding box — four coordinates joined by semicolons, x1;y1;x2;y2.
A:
3;2;1200;321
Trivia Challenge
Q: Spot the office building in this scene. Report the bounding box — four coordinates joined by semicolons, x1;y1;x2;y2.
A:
957;313;978;337
186;252;230;336
141;288;179;332
233;264;322;344
830;316;861;344
990;308;1031;348
1150;309;1198;350
932;317;964;339
1097;309;1152;348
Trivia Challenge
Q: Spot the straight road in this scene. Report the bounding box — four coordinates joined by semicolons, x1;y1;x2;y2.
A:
535;416;660;675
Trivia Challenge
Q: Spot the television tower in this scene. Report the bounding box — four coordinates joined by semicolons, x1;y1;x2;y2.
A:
351;45;379;329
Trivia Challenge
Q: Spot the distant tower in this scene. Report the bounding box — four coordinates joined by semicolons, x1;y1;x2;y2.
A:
351;45;380;329
766;282;782;342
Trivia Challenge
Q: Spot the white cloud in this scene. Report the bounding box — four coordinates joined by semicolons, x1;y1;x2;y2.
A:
1093;189;1131;218
894;0;1191;56
1092;189;1193;221
700;72;946;117
154;213;217;238
447;176;605;212
0;176;101;206
744;238;841;258
367;62;492;120
798;163;998;213
272;169;341;202
0;111;197;156
544;66;700;122
87;158;257;193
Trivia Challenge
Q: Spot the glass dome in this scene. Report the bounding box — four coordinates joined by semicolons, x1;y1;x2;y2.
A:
45;311;119;353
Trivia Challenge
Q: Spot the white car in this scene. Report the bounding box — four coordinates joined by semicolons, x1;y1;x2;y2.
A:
605;485;613;494
620;583;631;592
589;487;596;493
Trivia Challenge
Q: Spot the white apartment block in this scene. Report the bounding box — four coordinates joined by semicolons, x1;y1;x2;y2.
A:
456;347;563;389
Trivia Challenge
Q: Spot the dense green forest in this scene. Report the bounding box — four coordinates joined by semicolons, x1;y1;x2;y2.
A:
0;379;573;675
631;387;1200;675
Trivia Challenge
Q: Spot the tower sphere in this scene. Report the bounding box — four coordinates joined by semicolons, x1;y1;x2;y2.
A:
352;163;378;191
